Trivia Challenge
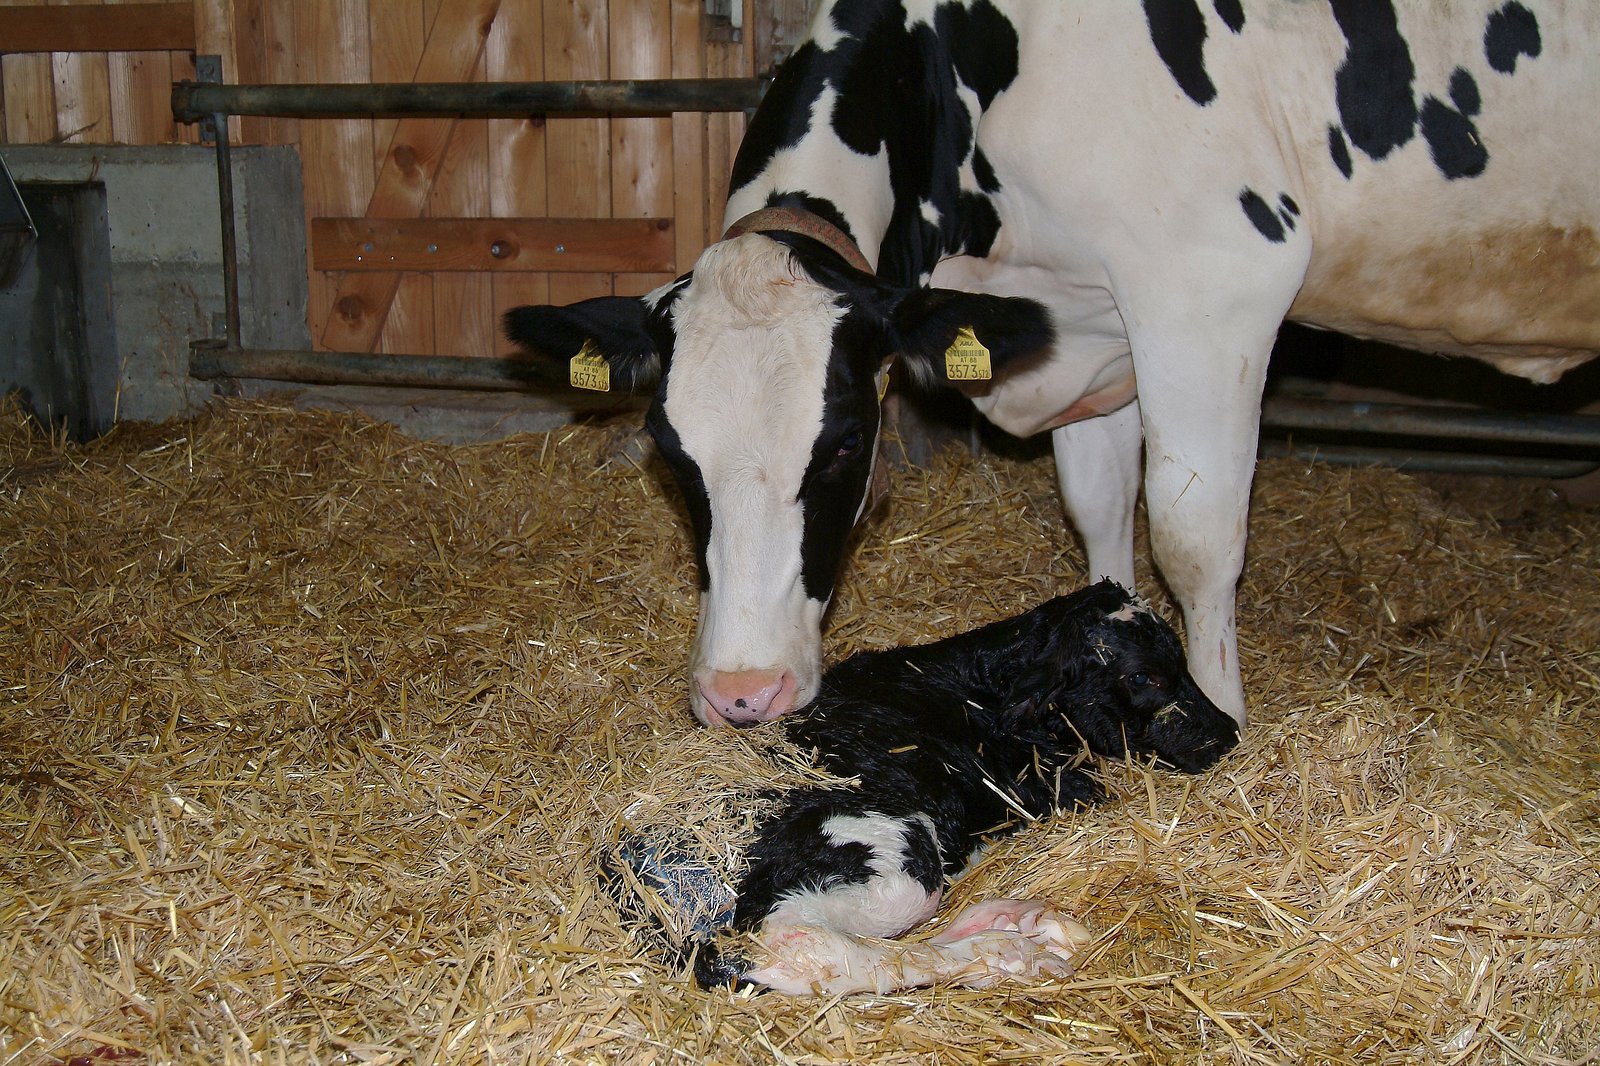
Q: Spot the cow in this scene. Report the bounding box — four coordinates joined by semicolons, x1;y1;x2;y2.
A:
507;0;1599;728
607;580;1239;995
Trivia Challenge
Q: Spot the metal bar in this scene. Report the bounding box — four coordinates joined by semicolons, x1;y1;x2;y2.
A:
190;342;579;393
1260;440;1599;478
1261;395;1600;450
172;78;766;123
211;112;241;347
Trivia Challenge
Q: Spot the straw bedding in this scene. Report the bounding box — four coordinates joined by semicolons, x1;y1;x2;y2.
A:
1;397;1595;1065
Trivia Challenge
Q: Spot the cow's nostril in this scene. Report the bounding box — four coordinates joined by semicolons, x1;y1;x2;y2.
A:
698;669;798;727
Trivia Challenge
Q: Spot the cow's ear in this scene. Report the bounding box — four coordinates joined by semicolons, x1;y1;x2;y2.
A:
889;288;1055;388
502;294;664;393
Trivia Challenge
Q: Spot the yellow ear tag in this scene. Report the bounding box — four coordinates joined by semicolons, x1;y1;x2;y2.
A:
944;326;992;381
568;341;611;392
877;364;891;402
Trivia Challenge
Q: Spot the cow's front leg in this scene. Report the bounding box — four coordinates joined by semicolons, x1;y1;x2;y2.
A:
1128;323;1283;729
1052;400;1143;589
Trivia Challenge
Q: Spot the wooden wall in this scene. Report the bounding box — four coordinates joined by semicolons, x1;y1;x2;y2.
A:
0;0;762;357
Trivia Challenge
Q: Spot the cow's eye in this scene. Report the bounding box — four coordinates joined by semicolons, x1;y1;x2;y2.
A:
836;430;863;458
1131;672;1155;687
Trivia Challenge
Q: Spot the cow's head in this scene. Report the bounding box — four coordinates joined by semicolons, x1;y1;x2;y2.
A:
505;216;1053;727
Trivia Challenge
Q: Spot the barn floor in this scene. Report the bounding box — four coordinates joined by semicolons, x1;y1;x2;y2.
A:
2;399;1596;1065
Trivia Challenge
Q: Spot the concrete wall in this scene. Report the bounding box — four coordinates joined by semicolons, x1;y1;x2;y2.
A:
0;144;309;428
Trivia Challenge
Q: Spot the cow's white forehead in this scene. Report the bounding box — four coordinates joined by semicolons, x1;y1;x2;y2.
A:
664;235;845;488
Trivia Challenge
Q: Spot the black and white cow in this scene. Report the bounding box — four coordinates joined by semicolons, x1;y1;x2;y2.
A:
508;0;1599;727
612;580;1238;995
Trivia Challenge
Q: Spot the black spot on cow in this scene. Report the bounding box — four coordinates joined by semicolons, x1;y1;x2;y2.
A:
899;815;945;893
1448;67;1482;116
971;148;1000;195
1240;188;1286;243
1328;125;1354;178
1213;0;1244;34
1276;193;1300;232
1420;70;1489;180
647;407;714;593
1484;1;1540;74
942;0;1021;110
764;191;857;248
1143;0;1216;105
1329;0;1418;161
952;192;1002;258
728;41;827;196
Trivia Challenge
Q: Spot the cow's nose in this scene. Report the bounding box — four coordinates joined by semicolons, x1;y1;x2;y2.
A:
698;669;796;727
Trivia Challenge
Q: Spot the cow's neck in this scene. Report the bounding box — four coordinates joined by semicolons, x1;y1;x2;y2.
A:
723;0;1013;285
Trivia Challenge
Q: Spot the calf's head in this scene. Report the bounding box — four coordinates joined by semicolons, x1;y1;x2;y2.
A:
505;226;1053;727
1004;580;1239;772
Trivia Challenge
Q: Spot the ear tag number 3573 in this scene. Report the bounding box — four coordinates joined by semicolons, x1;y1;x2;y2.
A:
944;327;992;382
569;341;611;392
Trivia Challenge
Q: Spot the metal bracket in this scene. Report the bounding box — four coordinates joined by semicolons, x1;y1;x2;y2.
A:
195;55;223;144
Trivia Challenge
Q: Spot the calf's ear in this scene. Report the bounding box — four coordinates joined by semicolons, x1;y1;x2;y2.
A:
502;294;664;393
889;288;1055;388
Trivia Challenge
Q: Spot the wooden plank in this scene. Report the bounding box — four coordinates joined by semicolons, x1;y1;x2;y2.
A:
108;52;174;143
297;0;374;347
543;0;611;304
107;0;177;144
44;0;109;144
378;271;436;356
669;0;706;272
755;0;811;74
319;0;499;352
1;52;55;142
0;3;195;53
486;0;547;355
256;0;298;147
427;51;492;356
610;0;673;295
226;0;268;143
368;0;425;178
311;217;675;273
192;0;239;141
368;0;429;351
702;14;749;236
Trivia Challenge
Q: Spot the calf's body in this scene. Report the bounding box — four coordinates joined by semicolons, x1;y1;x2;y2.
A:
613;582;1239;995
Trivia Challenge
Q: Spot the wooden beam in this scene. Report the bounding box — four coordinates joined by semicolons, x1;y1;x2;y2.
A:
317;0;501;353
0;4;196;55
311;217;676;273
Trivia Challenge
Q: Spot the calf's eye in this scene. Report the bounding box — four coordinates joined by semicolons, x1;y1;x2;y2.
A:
1130;672;1158;687
836;431;863;459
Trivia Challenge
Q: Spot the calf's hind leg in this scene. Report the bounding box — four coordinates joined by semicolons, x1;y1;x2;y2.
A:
732;813;1089;995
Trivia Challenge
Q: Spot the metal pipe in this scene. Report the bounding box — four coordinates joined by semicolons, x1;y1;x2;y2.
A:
1261;395;1600;449
1259;440;1598;478
192;344;1600;462
190;342;582;394
210;111;241;348
172;78;766;122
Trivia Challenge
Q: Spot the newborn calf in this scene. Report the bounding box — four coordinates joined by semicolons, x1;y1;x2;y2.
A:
614;580;1238;995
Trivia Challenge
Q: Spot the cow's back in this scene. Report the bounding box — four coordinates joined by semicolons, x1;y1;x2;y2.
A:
981;0;1599;381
